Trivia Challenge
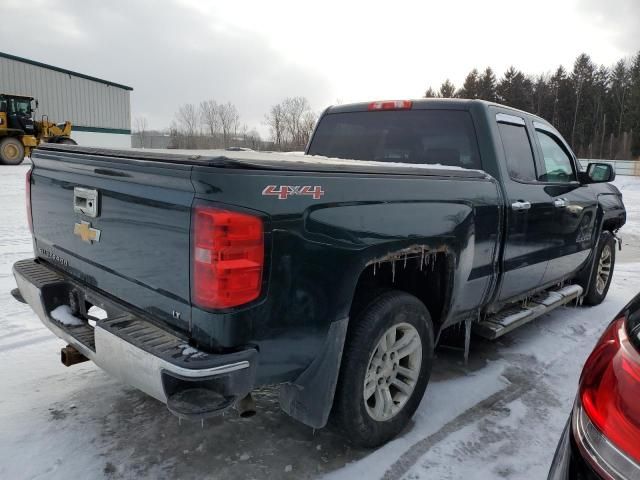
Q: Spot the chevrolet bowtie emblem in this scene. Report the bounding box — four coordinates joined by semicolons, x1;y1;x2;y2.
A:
74;221;101;243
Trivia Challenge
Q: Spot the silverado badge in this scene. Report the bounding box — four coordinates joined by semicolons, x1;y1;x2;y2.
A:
74;221;101;243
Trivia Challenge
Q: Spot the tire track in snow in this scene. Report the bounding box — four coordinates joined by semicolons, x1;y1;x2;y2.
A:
382;368;535;480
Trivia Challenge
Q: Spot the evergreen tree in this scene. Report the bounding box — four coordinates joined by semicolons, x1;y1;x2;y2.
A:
609;59;631;137
458;69;480;99
496;67;533;111
548;66;573;138
569;53;598;153
438;79;457;98
477;67;497;102
419;49;640;158
424;87;437;98
532;74;551;117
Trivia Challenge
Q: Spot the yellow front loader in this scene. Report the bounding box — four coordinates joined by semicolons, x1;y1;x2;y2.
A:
0;94;76;165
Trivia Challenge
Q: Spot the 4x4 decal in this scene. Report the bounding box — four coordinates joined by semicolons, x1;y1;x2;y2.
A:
262;185;325;200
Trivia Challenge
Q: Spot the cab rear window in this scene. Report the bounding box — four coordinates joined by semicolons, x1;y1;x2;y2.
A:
307;110;481;170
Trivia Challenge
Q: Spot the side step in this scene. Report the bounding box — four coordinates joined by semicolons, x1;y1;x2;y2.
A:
474;285;583;340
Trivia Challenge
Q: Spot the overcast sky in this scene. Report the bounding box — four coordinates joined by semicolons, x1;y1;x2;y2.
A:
2;0;639;134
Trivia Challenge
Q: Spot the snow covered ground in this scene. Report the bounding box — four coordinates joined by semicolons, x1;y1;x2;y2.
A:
1;163;639;480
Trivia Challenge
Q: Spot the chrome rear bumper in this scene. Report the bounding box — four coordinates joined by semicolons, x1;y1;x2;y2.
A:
13;258;257;418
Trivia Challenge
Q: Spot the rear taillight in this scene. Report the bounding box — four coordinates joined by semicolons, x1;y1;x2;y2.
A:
574;315;640;478
368;100;413;111
192;204;264;310
26;168;33;233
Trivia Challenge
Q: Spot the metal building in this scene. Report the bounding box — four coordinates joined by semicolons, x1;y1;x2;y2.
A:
0;51;132;147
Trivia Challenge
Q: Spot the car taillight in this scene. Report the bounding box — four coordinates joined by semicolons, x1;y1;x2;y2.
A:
574;315;640;478
368;100;413;111
192;204;264;310
26;168;33;233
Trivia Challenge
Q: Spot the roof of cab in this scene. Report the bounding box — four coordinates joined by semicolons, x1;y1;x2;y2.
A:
0;93;34;100
325;98;553;127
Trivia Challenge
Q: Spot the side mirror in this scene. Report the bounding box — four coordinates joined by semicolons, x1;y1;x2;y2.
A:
35;100;39;109
585;162;615;183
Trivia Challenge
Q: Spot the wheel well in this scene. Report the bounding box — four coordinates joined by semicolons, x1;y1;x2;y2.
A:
602;219;622;234
349;249;449;329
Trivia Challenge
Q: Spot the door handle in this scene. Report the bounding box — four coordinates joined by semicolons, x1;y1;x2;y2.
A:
511;200;531;211
553;198;567;208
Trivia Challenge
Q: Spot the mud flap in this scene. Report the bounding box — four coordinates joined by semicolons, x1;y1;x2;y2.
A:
278;317;348;429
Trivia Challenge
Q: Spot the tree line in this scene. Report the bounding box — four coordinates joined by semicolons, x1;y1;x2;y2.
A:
168;100;263;150
135;51;640;159
425;51;640;159
133;96;319;151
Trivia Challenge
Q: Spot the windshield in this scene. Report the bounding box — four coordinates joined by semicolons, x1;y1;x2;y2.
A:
8;98;32;115
307;109;481;170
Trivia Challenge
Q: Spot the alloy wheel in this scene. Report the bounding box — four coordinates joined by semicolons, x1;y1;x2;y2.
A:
363;321;422;421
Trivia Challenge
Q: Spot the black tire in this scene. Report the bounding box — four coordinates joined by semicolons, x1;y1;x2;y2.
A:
0;137;25;165
583;231;615;306
57;138;77;145
332;290;434;448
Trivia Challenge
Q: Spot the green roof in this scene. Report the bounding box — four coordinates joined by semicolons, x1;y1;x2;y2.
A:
0;51;133;91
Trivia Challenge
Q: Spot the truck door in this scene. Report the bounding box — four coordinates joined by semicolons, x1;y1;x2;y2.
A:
531;123;598;284
495;113;554;301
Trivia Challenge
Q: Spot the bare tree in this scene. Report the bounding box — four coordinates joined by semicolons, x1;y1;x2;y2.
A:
200;100;220;138
175;103;199;148
133;116;148;148
300;110;317;148
217;102;240;148
265;97;317;150
264;104;286;149
283;97;309;147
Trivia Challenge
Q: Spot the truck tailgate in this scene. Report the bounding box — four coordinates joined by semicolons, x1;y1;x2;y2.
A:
30;150;195;333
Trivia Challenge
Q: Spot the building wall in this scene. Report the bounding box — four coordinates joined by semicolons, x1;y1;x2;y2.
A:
0;52;132;148
72;131;131;149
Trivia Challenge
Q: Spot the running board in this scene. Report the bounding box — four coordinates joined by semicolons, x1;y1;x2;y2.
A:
474;285;583;340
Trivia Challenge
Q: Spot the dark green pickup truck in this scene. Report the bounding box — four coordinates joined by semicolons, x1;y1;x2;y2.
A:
12;99;625;447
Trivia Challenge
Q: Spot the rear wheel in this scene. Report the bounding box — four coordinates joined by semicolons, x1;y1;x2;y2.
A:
0;137;25;165
332;290;434;448
583;231;615;306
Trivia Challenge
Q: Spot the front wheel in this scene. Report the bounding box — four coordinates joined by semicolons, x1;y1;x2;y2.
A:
583;231;616;306
0;137;25;165
332;290;434;448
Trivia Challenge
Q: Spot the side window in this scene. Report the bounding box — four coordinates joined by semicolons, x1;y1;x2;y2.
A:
535;130;576;183
498;123;537;182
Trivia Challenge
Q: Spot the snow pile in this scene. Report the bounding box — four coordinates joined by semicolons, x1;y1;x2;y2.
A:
50;305;84;326
87;305;108;320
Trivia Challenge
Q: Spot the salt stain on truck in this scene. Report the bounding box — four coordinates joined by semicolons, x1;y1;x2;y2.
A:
12;99;625;447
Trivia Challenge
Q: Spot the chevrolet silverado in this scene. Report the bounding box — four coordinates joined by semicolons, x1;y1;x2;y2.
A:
12;99;626;447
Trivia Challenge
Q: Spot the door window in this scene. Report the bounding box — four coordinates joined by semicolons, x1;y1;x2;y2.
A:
535;130;576;183
498;123;537;182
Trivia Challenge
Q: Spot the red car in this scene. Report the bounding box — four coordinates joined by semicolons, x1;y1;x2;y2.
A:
548;294;640;479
